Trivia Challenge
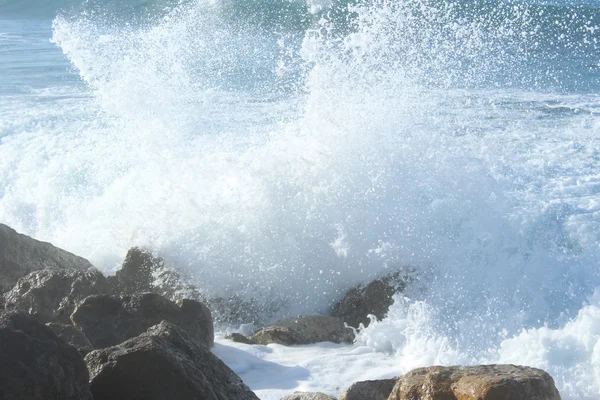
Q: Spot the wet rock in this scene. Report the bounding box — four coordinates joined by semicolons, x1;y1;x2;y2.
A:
388;365;562;400
0;311;93;400
280;392;337;400
338;378;397;400
3;268;111;323
46;323;93;356
226;332;254;344
331;271;407;328
86;320;259;400
0;224;93;294
249;315;354;345
71;292;213;349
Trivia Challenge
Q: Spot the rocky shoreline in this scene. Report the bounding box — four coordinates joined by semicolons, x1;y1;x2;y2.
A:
0;223;562;399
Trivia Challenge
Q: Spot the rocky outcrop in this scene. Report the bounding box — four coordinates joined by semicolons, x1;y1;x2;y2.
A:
71;292;213;348
331;272;407;328
0;311;93;400
388;365;561;400
86;320;259;400
244;315;354;345
46;322;93;356
280;392;337;400
0;224;93;294
338;378;397;400
3;268;111;323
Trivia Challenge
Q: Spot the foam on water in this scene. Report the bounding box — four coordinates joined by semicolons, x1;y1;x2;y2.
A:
1;0;600;397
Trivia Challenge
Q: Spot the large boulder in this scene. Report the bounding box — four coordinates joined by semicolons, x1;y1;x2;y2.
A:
0;224;93;294
338;378;397;400
388;365;561;400
71;292;213;349
86;320;259;400
246;315;354;345
280;392;336;400
331;272;407;328
46;323;93;356
0;311;93;400
3;268;111;323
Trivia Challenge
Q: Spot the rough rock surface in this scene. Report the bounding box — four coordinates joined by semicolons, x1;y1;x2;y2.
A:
249;315;354;345
46;323;93;356
338;378;397;400
86;321;259;400
388;365;561;400
71;292;213;348
0;311;93;400
3;268;110;323
280;392;337;400
331;272;407;328
0;224;93;294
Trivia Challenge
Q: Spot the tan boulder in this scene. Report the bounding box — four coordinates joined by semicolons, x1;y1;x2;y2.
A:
249;315;354;345
338;378;397;400
280;392;336;400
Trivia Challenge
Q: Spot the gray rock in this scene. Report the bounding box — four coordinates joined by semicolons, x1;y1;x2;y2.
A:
86;320;259;400
331;271;407;328
71;292;213;349
338;378;397;400
249;315;354;345
45;323;93;356
3;268;111;323
388;365;561;400
0;224;93;294
280;392;336;400
0;311;93;400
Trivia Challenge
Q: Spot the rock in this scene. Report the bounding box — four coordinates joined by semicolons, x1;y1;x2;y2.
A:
280;392;337;400
388;365;562;400
249;315;354;345
3;268;111;323
71;292;213;349
0;224;94;294
331;271;407;328
0;311;93;400
338;378;397;400
226;332;254;344
86;320;259;400
46;323;93;356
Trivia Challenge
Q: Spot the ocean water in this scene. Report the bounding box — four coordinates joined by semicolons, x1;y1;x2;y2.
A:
1;0;600;398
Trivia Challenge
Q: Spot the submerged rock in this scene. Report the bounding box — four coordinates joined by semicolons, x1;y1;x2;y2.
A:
331;271;407;328
86;321;259;400
249;315;354;345
389;365;561;400
71;292;213;349
0;224;93;294
280;392;337;400
0;311;93;400
338;378;397;400
3;268;111;323
46;322;93;356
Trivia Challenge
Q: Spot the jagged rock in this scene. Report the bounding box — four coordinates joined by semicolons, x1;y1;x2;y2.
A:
3;268;111;323
338;378;397;400
331;271;407;328
0;224;93;294
249;315;354;345
71;292;213;349
85;321;259;400
46;323;93;356
280;392;336;400
226;332;254;344
388;365;562;400
0;311;93;400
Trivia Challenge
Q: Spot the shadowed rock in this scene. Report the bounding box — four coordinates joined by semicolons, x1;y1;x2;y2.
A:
86;321;259;400
388;365;561;400
247;315;354;345
280;392;337;400
0;224;93;294
71;292;213;349
4;268;111;323
331;271;407;328
338;378;397;400
0;311;93;400
46;322;93;356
